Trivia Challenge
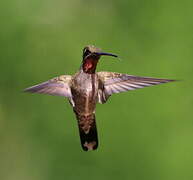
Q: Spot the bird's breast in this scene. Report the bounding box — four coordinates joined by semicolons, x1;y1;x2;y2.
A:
71;72;99;114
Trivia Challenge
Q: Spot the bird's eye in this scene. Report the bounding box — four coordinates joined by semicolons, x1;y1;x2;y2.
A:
83;49;91;58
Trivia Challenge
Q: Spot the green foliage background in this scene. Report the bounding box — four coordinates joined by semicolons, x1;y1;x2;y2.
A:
0;0;193;179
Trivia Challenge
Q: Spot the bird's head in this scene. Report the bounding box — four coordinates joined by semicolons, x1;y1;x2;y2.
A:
82;45;118;73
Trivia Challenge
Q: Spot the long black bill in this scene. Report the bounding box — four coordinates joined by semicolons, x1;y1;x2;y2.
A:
96;52;118;58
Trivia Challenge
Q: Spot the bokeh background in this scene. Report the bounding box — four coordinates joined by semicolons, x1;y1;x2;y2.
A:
0;0;193;179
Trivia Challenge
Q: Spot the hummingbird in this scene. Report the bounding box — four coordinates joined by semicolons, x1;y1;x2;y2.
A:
24;45;174;151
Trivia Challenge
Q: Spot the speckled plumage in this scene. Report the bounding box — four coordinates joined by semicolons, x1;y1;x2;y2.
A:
24;45;175;151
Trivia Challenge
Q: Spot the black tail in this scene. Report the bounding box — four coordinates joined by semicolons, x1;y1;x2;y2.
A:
74;112;98;151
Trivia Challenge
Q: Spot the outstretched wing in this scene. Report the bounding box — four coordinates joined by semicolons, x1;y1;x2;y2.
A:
24;75;72;97
97;71;174;103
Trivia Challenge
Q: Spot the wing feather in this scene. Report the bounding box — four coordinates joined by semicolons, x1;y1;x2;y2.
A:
24;75;72;97
97;71;174;97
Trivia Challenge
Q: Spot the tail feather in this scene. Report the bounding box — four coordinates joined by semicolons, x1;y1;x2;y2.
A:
74;112;98;151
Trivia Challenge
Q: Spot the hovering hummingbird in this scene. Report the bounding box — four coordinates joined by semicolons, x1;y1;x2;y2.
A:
24;45;174;151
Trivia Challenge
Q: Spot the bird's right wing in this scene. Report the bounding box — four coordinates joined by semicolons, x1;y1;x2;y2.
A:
97;71;174;103
24;75;72;97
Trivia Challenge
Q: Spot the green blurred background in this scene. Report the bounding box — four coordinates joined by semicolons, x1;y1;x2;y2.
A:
0;0;193;179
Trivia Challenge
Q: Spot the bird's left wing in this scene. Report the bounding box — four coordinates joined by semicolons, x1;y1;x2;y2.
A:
97;72;174;103
24;75;72;97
